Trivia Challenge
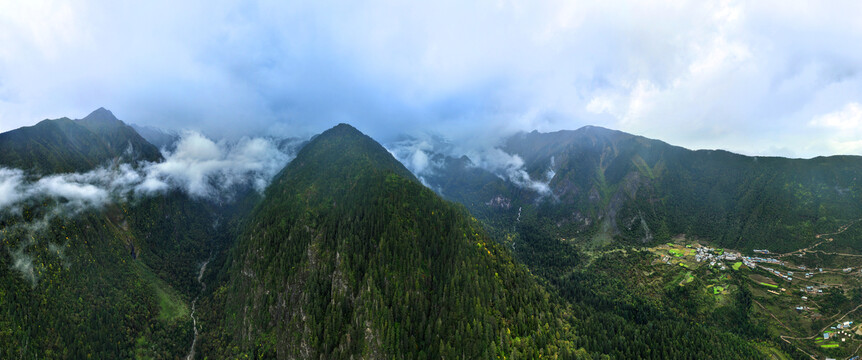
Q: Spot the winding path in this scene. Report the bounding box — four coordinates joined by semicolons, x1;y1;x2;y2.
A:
776;218;862;259
777;304;862;359
758;218;862;359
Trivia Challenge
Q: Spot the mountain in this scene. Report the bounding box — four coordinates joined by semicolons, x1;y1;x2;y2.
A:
0;189;229;358
0;108;162;174
1;116;848;358
426;126;862;253
131;123;180;150
197;124;589;359
0;110;232;358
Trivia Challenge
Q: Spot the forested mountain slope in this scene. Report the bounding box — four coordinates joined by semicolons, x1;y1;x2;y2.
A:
0;110;229;358
0;189;228;358
0;108;162;174
428;126;862;252
199;124;589;359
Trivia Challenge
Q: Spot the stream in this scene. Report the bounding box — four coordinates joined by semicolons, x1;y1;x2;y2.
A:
185;259;209;360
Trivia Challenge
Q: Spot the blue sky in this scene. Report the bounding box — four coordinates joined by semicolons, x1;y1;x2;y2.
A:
1;0;861;158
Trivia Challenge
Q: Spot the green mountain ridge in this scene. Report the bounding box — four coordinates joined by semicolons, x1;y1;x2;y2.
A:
1;113;855;359
0;108;162;174
0;109;233;358
426;125;862;253
199;123;589;359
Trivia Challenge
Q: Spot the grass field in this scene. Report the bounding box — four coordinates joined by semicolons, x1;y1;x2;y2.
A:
732;262;742;270
753;342;791;360
759;282;779;288
132;261;189;322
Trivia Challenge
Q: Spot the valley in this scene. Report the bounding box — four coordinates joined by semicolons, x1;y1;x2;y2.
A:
185;259;209;360
1;113;860;359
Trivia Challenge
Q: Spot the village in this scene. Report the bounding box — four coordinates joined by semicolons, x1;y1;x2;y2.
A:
648;240;862;359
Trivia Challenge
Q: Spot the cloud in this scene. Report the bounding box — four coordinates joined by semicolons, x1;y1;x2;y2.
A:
810;102;862;130
387;138;440;181
31;175;109;208
0;132;297;213
0;131;297;283
387;134;554;195
808;102;862;154
1;1;862;157
142;131;292;198
0;168;25;209
472;148;552;196
1;167;114;215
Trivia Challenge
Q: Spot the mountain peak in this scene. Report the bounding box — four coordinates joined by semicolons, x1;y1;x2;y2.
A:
0;109;162;173
271;123;417;189
81;107;121;124
322;123;363;137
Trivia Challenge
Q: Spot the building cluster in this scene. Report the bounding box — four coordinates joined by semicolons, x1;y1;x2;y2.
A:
802;285;824;294
741;255;782;270
763;266;793;281
823;321;855;341
694;246;740;269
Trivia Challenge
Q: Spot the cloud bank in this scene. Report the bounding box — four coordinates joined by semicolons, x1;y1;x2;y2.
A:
2;1;862;157
140;131;292;198
0;132;295;214
1;131;296;283
387;135;553;196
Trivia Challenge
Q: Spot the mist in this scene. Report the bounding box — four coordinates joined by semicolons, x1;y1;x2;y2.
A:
386;133;554;196
2;1;862;158
0;131;298;283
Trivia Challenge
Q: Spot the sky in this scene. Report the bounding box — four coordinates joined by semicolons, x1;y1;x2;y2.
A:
1;1;862;158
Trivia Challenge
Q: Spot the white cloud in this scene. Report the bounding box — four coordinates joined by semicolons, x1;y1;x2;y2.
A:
808;102;862;154
388;134;555;195
0;168;25;209
1;1;862;156
31;175;109;208
810;102;862;130
143;131;292;198
0;131;297;213
0;130;297;284
472;148;552;195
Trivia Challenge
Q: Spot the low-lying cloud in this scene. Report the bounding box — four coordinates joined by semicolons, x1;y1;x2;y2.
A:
0;131;296;214
1;131;297;283
387;135;553;196
140;131;292;198
4;1;862;157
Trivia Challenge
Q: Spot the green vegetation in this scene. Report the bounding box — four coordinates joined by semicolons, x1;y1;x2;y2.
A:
198;124;589;359
430;126;862;253
132;261;188;322
0;203;198;358
0;115;222;360
0;108;161;174
4;118;859;359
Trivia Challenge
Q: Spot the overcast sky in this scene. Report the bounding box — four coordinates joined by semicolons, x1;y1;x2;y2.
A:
1;0;861;158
